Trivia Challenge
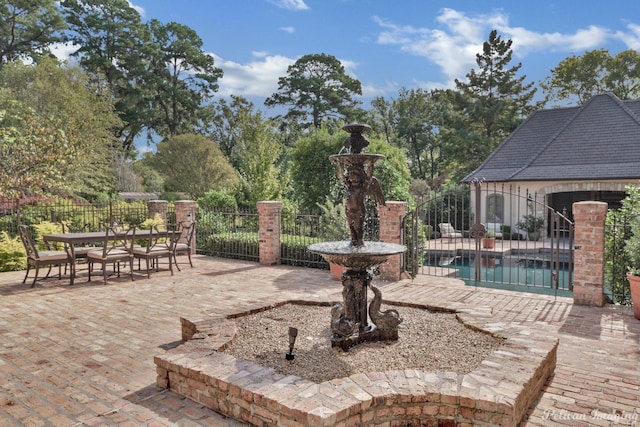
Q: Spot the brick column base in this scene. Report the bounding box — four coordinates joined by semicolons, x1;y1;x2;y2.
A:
257;201;283;265
572;201;607;306
377;201;407;281
147;200;168;225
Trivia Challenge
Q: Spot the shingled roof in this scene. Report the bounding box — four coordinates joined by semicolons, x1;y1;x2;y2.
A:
462;92;640;183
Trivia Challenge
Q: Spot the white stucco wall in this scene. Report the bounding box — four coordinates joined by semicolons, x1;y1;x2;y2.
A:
469;180;635;238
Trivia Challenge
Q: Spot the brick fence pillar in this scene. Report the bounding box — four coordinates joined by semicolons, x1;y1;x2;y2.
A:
377;201;407;281
147;200;168;224
257;201;283;265
572;201;607;306
175;200;197;253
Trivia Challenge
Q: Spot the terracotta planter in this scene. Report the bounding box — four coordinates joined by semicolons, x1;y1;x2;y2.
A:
330;263;347;281
627;273;640;320
481;237;495;249
481;257;496;267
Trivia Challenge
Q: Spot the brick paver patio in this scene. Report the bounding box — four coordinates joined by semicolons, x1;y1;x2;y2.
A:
0;256;638;426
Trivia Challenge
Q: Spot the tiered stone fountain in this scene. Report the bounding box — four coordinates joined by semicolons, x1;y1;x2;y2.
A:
308;124;406;350
153;123;559;426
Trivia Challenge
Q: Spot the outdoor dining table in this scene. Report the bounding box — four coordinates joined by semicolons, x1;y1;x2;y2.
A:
43;229;176;278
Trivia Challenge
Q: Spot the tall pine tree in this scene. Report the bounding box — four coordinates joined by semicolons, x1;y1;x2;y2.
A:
448;30;540;178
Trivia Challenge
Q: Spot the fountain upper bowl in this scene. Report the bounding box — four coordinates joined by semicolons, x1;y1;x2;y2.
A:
308;241;406;269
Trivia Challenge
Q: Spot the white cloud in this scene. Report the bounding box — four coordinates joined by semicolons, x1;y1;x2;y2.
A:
614;22;640;50
214;52;295;97
373;8;625;84
128;1;145;17
267;0;309;11
50;42;79;63
280;26;296;34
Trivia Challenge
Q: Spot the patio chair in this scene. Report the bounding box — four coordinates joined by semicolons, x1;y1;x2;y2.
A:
87;226;134;285
438;223;463;241
173;221;195;271
131;225;178;279
18;224;74;287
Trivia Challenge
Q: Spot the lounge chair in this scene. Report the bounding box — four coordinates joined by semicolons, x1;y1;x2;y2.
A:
439;223;463;241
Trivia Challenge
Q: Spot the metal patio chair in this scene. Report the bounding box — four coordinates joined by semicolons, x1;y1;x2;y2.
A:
87;226;134;285
18;225;74;287
131;225;178;279
173;221;195;270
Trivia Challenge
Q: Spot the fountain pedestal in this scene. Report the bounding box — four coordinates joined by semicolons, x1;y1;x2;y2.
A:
309;240;405;350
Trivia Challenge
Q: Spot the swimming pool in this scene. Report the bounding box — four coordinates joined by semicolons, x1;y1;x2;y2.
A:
425;253;573;295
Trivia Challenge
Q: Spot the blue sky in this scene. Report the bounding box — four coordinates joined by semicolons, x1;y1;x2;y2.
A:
119;0;640;109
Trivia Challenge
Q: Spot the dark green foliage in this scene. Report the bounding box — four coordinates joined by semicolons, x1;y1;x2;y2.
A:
542;49;640;104
198;190;238;211
265;53;362;129
605;209;631;304
0;0;66;66
447;30;539;180
280;234;327;268
199;232;259;261
289;127;344;210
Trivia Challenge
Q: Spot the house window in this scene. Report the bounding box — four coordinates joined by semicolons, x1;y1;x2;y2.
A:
486;194;503;222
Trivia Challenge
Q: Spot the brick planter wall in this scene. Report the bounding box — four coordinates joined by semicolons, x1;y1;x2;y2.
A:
156;302;558;427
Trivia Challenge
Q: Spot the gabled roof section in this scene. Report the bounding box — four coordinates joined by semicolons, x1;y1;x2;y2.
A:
462;93;640;183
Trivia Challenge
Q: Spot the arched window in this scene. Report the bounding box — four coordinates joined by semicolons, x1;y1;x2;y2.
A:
486;194;503;222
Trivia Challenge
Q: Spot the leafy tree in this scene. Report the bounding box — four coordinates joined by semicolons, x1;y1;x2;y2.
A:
265;53;362;128
389;88;441;181
0;97;70;198
61;0;151;150
0;0;66;67
204;95;257;164
198;189;238;211
289;127;344;210
132;161;164;193
542;49;640;104
289;127;411;211
62;1;224;147
234;117;286;207
145;19;223;138
144;134;239;199
0;58;120;197
369;96;395;144
448;30;538;179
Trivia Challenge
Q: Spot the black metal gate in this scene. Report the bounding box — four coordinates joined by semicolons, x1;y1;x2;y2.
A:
403;181;574;296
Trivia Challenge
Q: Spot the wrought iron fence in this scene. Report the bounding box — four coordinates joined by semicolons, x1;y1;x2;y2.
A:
280;210;327;268
196;207;259;262
0;198;159;237
605;210;632;304
405;184;574;296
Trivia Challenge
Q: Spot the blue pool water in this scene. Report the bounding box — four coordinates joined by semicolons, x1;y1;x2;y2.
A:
425;254;572;295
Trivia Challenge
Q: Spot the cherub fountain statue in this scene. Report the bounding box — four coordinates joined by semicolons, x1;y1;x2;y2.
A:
308;124;406;350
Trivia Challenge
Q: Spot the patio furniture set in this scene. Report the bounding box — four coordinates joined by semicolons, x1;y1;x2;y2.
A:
18;221;195;287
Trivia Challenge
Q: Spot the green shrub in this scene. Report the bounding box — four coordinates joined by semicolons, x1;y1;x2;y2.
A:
200;232;259;260
0;231;26;272
501;225;511;239
33;221;64;250
198;190;238;211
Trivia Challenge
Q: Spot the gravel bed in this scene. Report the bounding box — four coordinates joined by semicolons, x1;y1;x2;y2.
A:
223;303;504;383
